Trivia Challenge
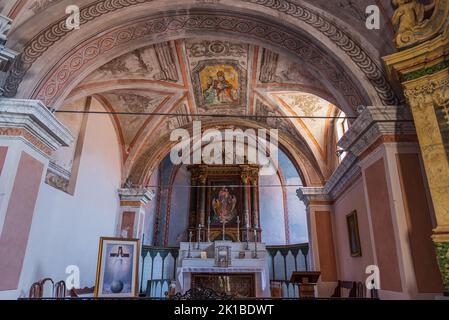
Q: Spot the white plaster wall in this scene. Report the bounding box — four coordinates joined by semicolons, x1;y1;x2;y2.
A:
0;99;122;299
50;100;85;172
167;165;190;246
143;169;160;245
260;174;286;245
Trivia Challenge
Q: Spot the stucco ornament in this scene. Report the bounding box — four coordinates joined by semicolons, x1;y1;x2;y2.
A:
391;0;436;48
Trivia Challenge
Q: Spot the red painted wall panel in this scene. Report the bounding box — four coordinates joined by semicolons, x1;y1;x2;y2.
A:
0;152;44;291
364;159;402;292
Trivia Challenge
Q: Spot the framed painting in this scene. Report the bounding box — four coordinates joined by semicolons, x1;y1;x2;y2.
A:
346;211;362;257
215;246;231;268
94;237;140;297
192;60;247;110
207;178;242;226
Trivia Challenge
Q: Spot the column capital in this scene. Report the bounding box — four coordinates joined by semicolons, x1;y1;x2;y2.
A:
403;69;449;107
0;98;74;155
118;188;155;206
296;187;332;207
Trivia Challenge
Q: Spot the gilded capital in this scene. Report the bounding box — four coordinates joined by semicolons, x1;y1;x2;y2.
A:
404;69;449;108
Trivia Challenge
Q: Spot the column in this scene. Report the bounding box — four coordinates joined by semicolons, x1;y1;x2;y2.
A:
117;188;155;239
383;1;449;295
403;73;449;296
241;173;251;241
0;99;73;292
297;187;337;298
188;175;198;236
197;173;207;241
250;175;260;241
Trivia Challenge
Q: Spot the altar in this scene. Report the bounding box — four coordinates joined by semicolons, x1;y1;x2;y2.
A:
175;164;269;298
176;241;271;298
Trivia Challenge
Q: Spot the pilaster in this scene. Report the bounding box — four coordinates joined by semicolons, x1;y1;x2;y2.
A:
117;188;155;239
384;4;449;293
402;70;449;294
296;187;336;297
0;98;73;291
299;105;441;298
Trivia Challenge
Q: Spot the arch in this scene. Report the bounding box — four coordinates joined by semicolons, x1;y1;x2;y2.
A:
3;1;399;112
130;118;325;188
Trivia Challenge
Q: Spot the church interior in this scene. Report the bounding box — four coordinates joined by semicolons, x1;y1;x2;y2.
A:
0;0;448;301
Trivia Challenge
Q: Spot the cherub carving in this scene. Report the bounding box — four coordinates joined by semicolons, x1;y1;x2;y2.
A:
392;0;436;34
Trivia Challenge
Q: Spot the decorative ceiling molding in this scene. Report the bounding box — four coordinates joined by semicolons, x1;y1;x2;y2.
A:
13;12;365;112
4;0;154;97
1;0;398;107
242;0;399;105
128;119;325;187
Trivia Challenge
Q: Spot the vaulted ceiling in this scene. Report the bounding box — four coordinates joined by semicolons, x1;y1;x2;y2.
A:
62;39;341;182
0;0;402;186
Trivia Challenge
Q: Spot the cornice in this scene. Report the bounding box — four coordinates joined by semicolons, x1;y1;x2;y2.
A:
118;187;155;204
296;186;332;207
0;98;74;151
338;105;415;158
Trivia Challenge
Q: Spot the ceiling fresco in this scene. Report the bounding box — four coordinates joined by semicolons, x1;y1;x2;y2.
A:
186;40;249;113
2;0;404;185
270;92;338;161
97;90;171;154
83;42;182;86
60;38;341;181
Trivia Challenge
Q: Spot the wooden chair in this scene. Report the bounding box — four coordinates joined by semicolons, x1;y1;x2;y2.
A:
54;281;67;298
28;278;54;298
29;281;43;299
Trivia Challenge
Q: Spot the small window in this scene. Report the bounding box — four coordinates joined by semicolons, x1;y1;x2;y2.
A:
336;112;349;161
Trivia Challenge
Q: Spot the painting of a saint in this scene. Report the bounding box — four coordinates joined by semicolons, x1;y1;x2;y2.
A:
200;65;239;106
211;186;237;223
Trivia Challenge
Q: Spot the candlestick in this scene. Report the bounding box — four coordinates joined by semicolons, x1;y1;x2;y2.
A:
207;216;211;243
188;231;192;258
197;224;202;249
245;227;250;250
236;216;240;242
253;240;258;259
